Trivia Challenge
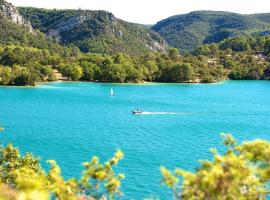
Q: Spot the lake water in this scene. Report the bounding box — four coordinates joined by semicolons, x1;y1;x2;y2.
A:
1;80;270;199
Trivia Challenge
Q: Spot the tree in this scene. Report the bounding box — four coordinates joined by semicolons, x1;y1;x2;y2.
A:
181;63;195;81
194;45;211;56
8;66;39;86
225;48;233;55
0;66;11;85
81;61;96;81
80;149;124;199
39;66;54;81
168;48;180;61
209;44;219;56
0;144;41;186
143;60;158;81
170;63;195;82
161;134;270;200
0;142;124;200
264;39;270;55
220;38;251;52
59;64;83;81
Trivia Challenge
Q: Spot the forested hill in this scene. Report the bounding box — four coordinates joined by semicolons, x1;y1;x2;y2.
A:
18;7;167;55
152;11;270;52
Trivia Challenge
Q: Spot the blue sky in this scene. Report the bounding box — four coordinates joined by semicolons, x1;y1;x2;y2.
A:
9;0;270;24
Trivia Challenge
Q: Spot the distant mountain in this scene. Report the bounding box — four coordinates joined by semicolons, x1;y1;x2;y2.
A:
3;0;270;55
252;13;270;24
152;11;270;52
18;7;167;55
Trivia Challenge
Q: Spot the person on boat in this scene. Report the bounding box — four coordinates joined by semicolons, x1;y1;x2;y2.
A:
135;108;143;113
137;108;143;112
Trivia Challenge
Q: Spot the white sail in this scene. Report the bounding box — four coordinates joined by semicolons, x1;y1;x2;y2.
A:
110;88;114;96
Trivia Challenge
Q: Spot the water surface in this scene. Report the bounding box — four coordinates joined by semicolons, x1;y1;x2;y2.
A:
1;80;270;199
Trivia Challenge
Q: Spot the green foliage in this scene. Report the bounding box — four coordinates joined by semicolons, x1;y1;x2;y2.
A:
67;51;226;83
0;13;66;54
0;144;41;188
58;64;83;81
46;160;78;200
0;65;50;86
264;39;270;54
14;167;48;200
160;63;195;82
0;44;83;85
80;149;124;199
152;11;270;52
220;37;252;52
0;143;124;200
52;34;270;84
2;34;270;85
194;36;270;80
168;48;180;61
161;134;270;199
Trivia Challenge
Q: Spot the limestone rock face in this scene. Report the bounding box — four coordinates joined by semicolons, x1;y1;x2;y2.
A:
0;0;33;31
18;7;168;54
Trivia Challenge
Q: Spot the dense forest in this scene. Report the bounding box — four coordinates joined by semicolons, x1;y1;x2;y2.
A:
1;35;270;86
152;11;270;51
17;8;270;53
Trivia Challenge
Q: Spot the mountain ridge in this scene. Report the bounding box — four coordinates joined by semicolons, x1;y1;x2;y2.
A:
2;0;270;54
152;10;270;51
18;7;167;55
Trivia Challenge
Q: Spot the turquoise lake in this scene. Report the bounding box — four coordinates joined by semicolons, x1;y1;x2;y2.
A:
1;80;270;199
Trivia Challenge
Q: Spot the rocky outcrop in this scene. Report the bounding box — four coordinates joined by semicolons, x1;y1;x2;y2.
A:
19;7;167;54
0;0;33;31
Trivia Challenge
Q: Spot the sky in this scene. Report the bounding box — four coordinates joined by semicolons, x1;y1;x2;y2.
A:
8;0;270;24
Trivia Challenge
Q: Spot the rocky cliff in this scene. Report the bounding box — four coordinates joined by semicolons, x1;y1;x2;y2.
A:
0;0;32;31
19;7;167;55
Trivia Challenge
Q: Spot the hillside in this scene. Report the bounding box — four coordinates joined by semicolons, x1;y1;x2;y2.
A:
18;7;167;55
0;0;83;86
0;0;32;30
0;0;67;52
152;11;270;52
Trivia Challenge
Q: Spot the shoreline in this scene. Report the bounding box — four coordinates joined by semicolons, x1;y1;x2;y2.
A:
37;79;225;86
1;78;269;87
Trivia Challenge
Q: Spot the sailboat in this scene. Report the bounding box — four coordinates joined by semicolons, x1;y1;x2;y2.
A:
110;88;115;96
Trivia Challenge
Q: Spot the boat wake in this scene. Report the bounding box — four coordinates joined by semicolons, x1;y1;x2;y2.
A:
132;111;270;116
135;112;190;115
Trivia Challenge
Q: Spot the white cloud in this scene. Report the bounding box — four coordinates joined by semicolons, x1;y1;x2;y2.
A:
8;0;270;24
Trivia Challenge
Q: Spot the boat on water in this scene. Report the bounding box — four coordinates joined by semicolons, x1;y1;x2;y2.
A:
131;109;143;114
110;88;115;96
